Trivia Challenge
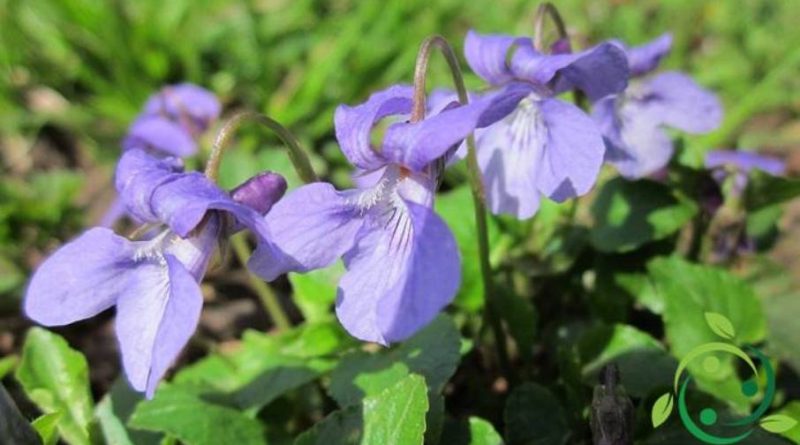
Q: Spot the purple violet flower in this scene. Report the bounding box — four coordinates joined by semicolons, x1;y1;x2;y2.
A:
705;149;786;196
254;85;502;345
24;149;286;397
463;30;629;219
123;83;222;157
101;84;221;227
593;34;722;179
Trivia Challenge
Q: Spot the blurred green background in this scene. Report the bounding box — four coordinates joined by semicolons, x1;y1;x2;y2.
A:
1;0;800;300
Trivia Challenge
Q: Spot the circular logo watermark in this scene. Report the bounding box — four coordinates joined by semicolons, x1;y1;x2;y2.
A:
651;312;797;444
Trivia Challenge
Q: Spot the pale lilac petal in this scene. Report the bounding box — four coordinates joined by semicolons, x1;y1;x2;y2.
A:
336;201;460;344
98;197;128;227
626;33;672;76
476;97;545;219
247;238;294;282
24;228;134;326
476;96;603;218
149;173;279;239
381;90;522;171
705;150;786;176
427;89;461;114
261;182;364;273
148;172;228;237
464;30;523;85
146;172;284;286
534;99;606;199
123;116;197;157
351;167;387;188
594;96;674;179
334;85;413;170
550;43;629;101
144;255;204;397
143;83;221;131
642;71;722;133
163;219;221;281
115;254;202;396
115;149;183;223
511;41;628;101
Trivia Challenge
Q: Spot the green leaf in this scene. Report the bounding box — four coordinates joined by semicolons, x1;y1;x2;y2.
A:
704;312;736;340
232;365;321;412
288;262;343;322
329;315;460;407
0;382;40;445
759;414;798;434
504;383;569;445
615;272;663;314
173;322;346;408
435;186;499;312
745;170;800;211
96;398;134;445
590;178;698;253
440;417;503;445
651;393;674;428
15;327;95;445
294;406;362;445
362;374;428;445
773;402;800;442
95;378;160;445
578;324;676;398
128;386;265;445
295;375;430;445
32;412;62;445
466;417;503;445
742;257;800;373
648;256;766;409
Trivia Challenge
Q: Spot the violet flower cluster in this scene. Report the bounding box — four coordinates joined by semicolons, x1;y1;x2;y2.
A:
101;84;222;227
26;85;287;397
24;29;727;397
124;83;221;158
593;34;722;179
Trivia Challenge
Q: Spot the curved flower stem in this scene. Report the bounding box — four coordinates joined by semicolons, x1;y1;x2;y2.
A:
533;2;568;53
411;35;515;383
204;111;316;332
205;111;317;183
230;233;291;331
533;2;585;109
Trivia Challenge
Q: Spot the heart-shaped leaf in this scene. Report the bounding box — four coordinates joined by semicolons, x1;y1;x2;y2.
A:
704;312;736;340
651;393;674;428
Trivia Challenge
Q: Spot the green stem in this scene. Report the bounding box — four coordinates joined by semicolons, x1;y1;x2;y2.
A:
411;35;515;383
205;111;317;183
204;111;317;331
230;233;292;331
533;2;568;52
533;2;585;108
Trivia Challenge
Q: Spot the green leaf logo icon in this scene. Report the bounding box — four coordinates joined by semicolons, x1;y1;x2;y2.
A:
651;392;674;428
759;414;798;433
704;312;736;340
